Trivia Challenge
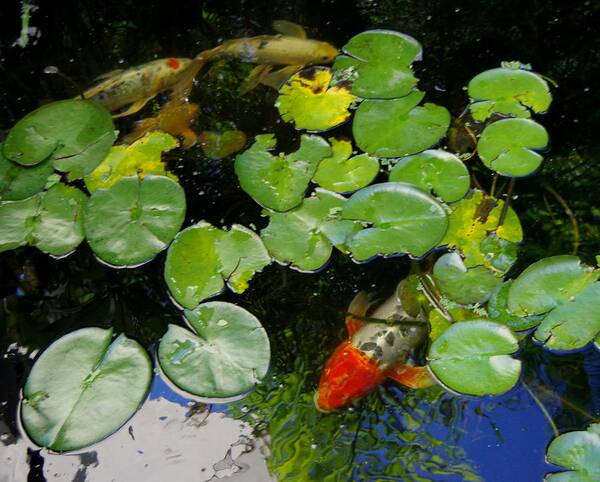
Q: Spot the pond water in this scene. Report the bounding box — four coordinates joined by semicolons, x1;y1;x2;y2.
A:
1;1;600;481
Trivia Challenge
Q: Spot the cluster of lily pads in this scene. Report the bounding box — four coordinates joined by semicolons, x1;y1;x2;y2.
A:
3;29;598;471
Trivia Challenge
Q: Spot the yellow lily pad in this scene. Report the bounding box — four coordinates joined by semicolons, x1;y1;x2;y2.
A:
84;131;179;192
276;66;357;132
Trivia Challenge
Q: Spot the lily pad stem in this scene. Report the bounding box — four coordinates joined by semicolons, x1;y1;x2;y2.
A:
490;173;498;198
419;273;454;322
497;178;516;229
522;382;559;437
541;182;580;255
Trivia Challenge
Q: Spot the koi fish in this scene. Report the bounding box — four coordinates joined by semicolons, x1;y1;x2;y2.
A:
197;20;339;93
82;57;203;118
315;284;435;411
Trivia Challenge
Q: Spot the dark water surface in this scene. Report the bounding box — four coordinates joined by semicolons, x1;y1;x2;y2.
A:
1;1;600;481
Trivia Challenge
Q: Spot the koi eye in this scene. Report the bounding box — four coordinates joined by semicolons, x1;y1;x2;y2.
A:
94;92;109;102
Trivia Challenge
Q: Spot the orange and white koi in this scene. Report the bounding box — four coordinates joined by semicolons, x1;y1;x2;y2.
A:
315;285;435;411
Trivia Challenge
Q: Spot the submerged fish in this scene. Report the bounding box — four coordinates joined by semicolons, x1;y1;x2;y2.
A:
198;20;339;92
82;57;203;118
315;283;435;411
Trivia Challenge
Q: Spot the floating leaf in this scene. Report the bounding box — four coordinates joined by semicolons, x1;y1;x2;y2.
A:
276;67;357;131
0;143;54;201
389;149;470;202
341;182;448;261
84;131;179;192
158;301;270;398
199;130;247;159
442;190;522;268
545;423;600;482
261;188;361;272
428;320;521;396
333;30;421;99
313;138;379;193
21;327;151;452
478;118;549;177
433;252;501;305
234;134;332;211
468;66;552;121
4;100;116;180
508;255;600;351
84;175;185;267
479;233;519;275
488;281;542;332
353;91;450;158
0;183;87;256
165;221;270;309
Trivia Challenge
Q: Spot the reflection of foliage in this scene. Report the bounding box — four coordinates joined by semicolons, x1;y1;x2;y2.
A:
231;363;480;481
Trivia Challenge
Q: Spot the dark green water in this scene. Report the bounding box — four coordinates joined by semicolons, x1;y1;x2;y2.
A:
1;1;600;481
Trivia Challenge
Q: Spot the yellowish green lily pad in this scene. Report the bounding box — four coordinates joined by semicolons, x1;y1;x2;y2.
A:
234;134;332;212
478;118;549;177
389;149;470;202
84;131;179;192
442;190;522;268
313;138;379;193
276;67;357;132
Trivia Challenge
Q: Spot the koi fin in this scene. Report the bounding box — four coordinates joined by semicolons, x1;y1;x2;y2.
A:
345;291;372;337
272;20;307;39
239;65;272;95
259;65;302;90
112;98;152;118
93;69;125;81
387;364;436;389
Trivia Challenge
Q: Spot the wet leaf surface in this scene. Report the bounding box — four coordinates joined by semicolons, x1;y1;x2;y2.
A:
234;134;332;211
158;301;270;398
313;138;379;193
353;91;450;158
342;182;448;261
428;320;521;396
546;423;600;481
334;30;421;99
487;281;543;332
3;100;116;180
84;175;185;267
0;143;54;201
468;65;552;121
277;67;357;131
389;149;470;202
478;118;549;177
21;327;152;452
261;188;361;271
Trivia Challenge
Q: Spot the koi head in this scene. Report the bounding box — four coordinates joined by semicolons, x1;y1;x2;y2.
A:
307;41;339;65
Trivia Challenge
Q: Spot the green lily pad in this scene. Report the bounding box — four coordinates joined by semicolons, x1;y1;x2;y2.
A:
84;131;179;192
442;190;522;268
84;175;185;267
333;30;421;99
0;143;54;201
488;281;542;332
261;188;362;272
341;182;448;261
164;221;270;309
313;138;379;193
389;149;470;202
234;134;332;212
478;118;549;177
433;252;502;305
199;130;247;160
546;423;600;482
508;256;600;351
468;65;552;121
158;301;270;398
0;183;87;256
276;67;357;132
353;91;451;158
4;100;116;180
427;320;521;396
479;233;519;275
21;327;151;452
